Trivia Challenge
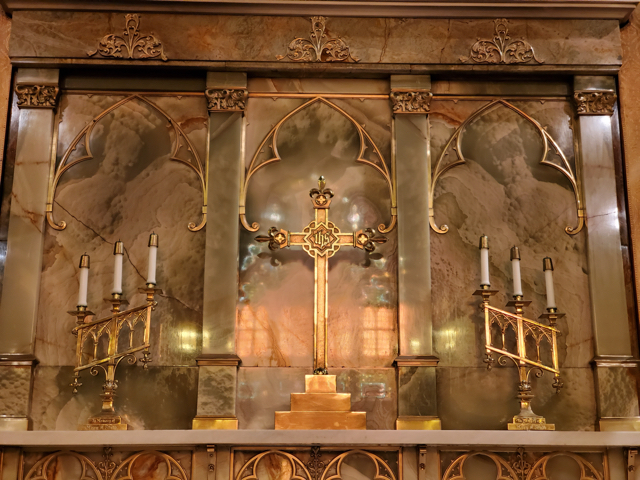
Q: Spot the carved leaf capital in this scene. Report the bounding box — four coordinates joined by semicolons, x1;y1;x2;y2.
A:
205;88;248;112
15;84;59;109
573;90;617;115
390;91;433;113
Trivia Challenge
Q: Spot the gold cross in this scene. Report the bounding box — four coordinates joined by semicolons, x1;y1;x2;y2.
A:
257;177;386;374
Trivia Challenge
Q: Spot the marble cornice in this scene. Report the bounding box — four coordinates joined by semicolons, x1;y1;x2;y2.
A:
0;0;638;22
9;12;623;70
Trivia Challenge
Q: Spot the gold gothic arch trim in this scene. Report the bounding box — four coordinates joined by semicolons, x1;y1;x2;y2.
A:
429;99;584;236
320;450;397;480
239;96;397;234
46;94;207;232
442;451;520;480
236;450;313;480
23;450;189;480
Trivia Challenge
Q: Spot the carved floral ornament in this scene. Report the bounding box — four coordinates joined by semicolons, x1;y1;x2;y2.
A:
573;90;617;116
390;91;433;113
278;16;358;63
15;84;59;109
88;14;167;61
462;18;543;65
205;88;248;112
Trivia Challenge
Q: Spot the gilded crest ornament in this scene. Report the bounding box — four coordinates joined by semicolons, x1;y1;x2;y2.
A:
463;18;543;64
277;16;358;63
573;91;617;115
89;14;167;61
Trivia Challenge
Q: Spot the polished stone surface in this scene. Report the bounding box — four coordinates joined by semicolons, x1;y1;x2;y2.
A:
239;80;397;369
594;366;640;418
10;13;622;67
0;365;31;416
0;69;58;354
237;367;396;430
430;98;593;370
195;365;237;417
395;113;433;357
436;367;597;431
577;107;631;357
30;365;198;430
398;366;437;417
34;93;206;367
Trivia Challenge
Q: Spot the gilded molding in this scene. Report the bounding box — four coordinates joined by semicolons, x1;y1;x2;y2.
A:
205;88;248;112
88;14;167;61
277;16;358;63
390;91;433;114
463;18;543;65
573;90;617;115
15;85;59;108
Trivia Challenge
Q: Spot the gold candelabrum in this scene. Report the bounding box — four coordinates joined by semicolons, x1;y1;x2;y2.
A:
68;284;161;431
473;286;564;430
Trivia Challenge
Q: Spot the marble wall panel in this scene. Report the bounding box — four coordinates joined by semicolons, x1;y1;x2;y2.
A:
430;98;593;370
9;13;621;66
239;86;397;369
237;367;395;429
30;365;197;430
436;366;596;431
0;365;31;416
195;365;236;417
34;93;207;367
594;367;640;418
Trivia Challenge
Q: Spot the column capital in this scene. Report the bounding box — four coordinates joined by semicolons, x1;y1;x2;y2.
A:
14;84;59;109
573;90;617;116
389;91;433;114
205;88;248;113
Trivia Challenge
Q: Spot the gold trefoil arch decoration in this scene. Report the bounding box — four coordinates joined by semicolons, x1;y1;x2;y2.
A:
236;450;313;480
526;452;603;480
240;96;396;233
442;451;520;480
320;450;397;480
25;451;103;480
46;94;207;232
430;99;584;236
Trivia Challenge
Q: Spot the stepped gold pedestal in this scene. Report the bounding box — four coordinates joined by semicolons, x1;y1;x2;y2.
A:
275;375;366;430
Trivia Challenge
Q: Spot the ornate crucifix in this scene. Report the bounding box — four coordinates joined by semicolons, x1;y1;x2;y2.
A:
257;177;386;374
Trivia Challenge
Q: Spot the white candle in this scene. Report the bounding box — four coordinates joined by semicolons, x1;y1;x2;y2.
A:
543;257;556;309
147;233;158;285
511;246;523;297
113;241;124;294
77;254;90;307
479;235;490;287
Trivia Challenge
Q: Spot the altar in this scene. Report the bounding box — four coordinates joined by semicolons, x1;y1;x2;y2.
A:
0;1;639;479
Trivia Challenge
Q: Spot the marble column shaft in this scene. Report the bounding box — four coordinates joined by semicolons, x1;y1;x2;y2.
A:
391;75;439;428
574;75;640;429
0;69;59;431
194;72;246;429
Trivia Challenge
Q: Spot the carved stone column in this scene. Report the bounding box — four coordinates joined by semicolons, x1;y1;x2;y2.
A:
574;76;640;431
192;72;247;430
0;69;59;431
391;75;440;430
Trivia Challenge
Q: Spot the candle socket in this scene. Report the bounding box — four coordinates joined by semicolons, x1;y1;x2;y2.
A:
106;293;129;313
506;295;532;316
139;285;163;304
539;308;565;328
67;306;95;325
473;286;499;306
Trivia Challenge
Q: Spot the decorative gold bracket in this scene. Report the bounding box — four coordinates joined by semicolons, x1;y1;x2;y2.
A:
241;97;396;234
430;99;584;236
46;94;207;232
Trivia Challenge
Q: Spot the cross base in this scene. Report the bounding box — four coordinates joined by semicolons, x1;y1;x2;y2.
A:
78;414;129;431
275;375;366;430
508;415;555;431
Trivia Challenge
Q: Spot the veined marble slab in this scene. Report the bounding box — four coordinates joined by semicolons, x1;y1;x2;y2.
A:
9;13;622;67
